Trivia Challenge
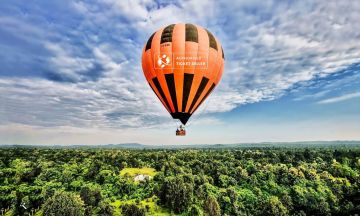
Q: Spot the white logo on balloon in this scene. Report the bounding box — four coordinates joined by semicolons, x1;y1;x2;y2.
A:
157;54;170;68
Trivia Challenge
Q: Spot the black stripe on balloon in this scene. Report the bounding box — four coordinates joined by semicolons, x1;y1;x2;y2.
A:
161;24;175;44
185;23;198;42
206;30;218;50
165;74;178;112
192;83;215;113
188;77;209;112
221;46;225;59
145;32;155;51
152;77;171;111
182;73;194;112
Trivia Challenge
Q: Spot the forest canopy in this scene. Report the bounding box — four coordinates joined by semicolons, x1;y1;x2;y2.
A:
0;146;359;215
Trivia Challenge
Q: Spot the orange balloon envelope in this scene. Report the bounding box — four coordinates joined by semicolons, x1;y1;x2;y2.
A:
141;23;225;125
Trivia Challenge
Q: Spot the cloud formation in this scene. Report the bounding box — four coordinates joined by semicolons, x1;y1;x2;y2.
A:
317;92;360;104
0;0;359;130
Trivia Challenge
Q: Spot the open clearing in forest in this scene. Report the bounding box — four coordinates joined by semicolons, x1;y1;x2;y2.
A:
119;167;157;177
111;196;175;216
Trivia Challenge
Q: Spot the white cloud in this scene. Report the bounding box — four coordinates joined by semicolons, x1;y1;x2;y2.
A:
45;42;96;81
0;77;169;129
260;33;320;49
0;0;359;133
293;90;331;101
317;92;360;104
206;0;360;112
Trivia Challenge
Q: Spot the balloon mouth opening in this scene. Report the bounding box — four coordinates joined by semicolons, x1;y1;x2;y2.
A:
171;112;191;125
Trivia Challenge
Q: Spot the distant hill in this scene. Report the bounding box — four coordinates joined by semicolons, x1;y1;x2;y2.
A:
1;141;360;149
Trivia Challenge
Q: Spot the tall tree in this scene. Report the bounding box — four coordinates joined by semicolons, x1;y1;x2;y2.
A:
80;185;102;206
159;176;194;213
121;204;145;216
43;191;84;216
204;196;221;216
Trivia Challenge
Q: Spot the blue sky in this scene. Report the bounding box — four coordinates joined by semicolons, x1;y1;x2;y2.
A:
0;0;359;145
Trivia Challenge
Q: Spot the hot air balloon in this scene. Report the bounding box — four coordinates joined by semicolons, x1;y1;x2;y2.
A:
141;23;224;135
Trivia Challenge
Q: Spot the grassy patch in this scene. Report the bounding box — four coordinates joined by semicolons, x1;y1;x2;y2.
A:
4;210;13;216
111;196;176;216
119;167;157;178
